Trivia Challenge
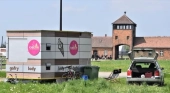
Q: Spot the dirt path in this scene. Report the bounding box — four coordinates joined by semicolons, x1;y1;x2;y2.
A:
0;78;5;82
0;71;127;82
0;69;5;71
99;72;126;78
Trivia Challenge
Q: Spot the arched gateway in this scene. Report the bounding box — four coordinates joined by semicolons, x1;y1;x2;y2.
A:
92;12;170;60
112;12;136;60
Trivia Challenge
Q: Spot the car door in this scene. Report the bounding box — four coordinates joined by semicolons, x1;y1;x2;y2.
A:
156;61;164;79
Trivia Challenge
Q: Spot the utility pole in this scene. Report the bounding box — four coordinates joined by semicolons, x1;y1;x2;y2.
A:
1;36;3;48
60;0;62;31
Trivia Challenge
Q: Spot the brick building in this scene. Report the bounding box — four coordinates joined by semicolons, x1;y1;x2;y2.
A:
92;12;170;60
0;48;6;57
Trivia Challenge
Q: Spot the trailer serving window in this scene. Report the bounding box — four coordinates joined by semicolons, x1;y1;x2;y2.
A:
46;43;51;50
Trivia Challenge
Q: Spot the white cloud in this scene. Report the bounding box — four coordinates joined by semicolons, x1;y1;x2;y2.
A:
110;0;170;12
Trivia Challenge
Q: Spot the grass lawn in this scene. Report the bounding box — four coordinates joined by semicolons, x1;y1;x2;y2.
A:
0;60;170;93
0;77;170;93
0;71;6;78
91;60;170;73
92;60;130;72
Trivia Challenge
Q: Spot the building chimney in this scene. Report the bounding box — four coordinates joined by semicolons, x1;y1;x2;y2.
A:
105;34;107;37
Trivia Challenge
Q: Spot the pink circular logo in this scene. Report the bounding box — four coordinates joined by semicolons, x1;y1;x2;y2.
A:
28;39;40;56
69;40;78;55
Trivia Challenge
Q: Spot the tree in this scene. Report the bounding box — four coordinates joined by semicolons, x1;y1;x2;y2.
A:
122;45;129;53
1;41;6;48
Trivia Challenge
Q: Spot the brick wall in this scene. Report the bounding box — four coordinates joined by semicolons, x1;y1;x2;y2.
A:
0;48;6;52
154;48;170;60
112;29;133;59
113;30;133;47
0;48;6;57
91;47;112;57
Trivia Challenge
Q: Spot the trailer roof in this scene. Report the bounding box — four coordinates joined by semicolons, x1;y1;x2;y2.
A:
6;30;92;33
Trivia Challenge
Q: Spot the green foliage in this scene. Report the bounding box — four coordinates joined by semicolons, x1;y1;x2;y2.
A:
0;41;6;48
0;71;6;78
1;65;6;69
122;45;129;51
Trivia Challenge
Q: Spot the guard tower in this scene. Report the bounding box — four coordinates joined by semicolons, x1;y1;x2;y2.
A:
112;12;137;60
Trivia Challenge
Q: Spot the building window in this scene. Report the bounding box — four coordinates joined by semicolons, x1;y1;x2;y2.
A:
46;43;51;50
117;25;119;29
104;50;108;56
46;63;51;70
129;25;132;29
123;25;125;29
127;36;129;40
126;25;129;29
120;25;122;29
115;36;118;39
160;50;164;56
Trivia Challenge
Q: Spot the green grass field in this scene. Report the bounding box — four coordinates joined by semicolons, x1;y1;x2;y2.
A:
91;60;170;73
0;60;170;93
0;78;170;93
0;71;6;78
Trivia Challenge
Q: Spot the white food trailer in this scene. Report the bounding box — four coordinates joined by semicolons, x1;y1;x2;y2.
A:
6;30;92;80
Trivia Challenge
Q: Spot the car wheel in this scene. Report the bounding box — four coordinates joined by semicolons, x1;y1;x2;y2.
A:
158;82;163;86
159;79;164;86
160;81;164;86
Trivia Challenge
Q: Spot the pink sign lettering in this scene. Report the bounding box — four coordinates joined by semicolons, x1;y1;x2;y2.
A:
69;40;78;55
28;39;40;56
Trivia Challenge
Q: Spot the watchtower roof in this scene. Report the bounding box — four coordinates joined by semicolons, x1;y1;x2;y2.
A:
112;11;136;25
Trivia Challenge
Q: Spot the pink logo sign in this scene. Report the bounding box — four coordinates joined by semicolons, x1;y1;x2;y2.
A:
69;40;78;55
28;39;40;56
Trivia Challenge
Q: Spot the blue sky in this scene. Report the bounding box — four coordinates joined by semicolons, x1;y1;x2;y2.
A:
0;0;170;42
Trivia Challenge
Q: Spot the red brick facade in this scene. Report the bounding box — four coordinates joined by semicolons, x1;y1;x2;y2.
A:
92;47;112;57
112;29;133;59
92;12;170;60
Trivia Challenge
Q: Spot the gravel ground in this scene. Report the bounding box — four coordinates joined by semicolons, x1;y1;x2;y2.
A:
99;72;127;78
0;71;127;82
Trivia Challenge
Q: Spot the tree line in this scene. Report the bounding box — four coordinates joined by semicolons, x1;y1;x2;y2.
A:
1;42;6;48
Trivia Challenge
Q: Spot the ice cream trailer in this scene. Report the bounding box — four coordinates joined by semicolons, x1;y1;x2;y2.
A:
6;30;92;80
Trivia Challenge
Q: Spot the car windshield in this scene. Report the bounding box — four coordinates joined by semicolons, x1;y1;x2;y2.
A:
132;62;156;69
